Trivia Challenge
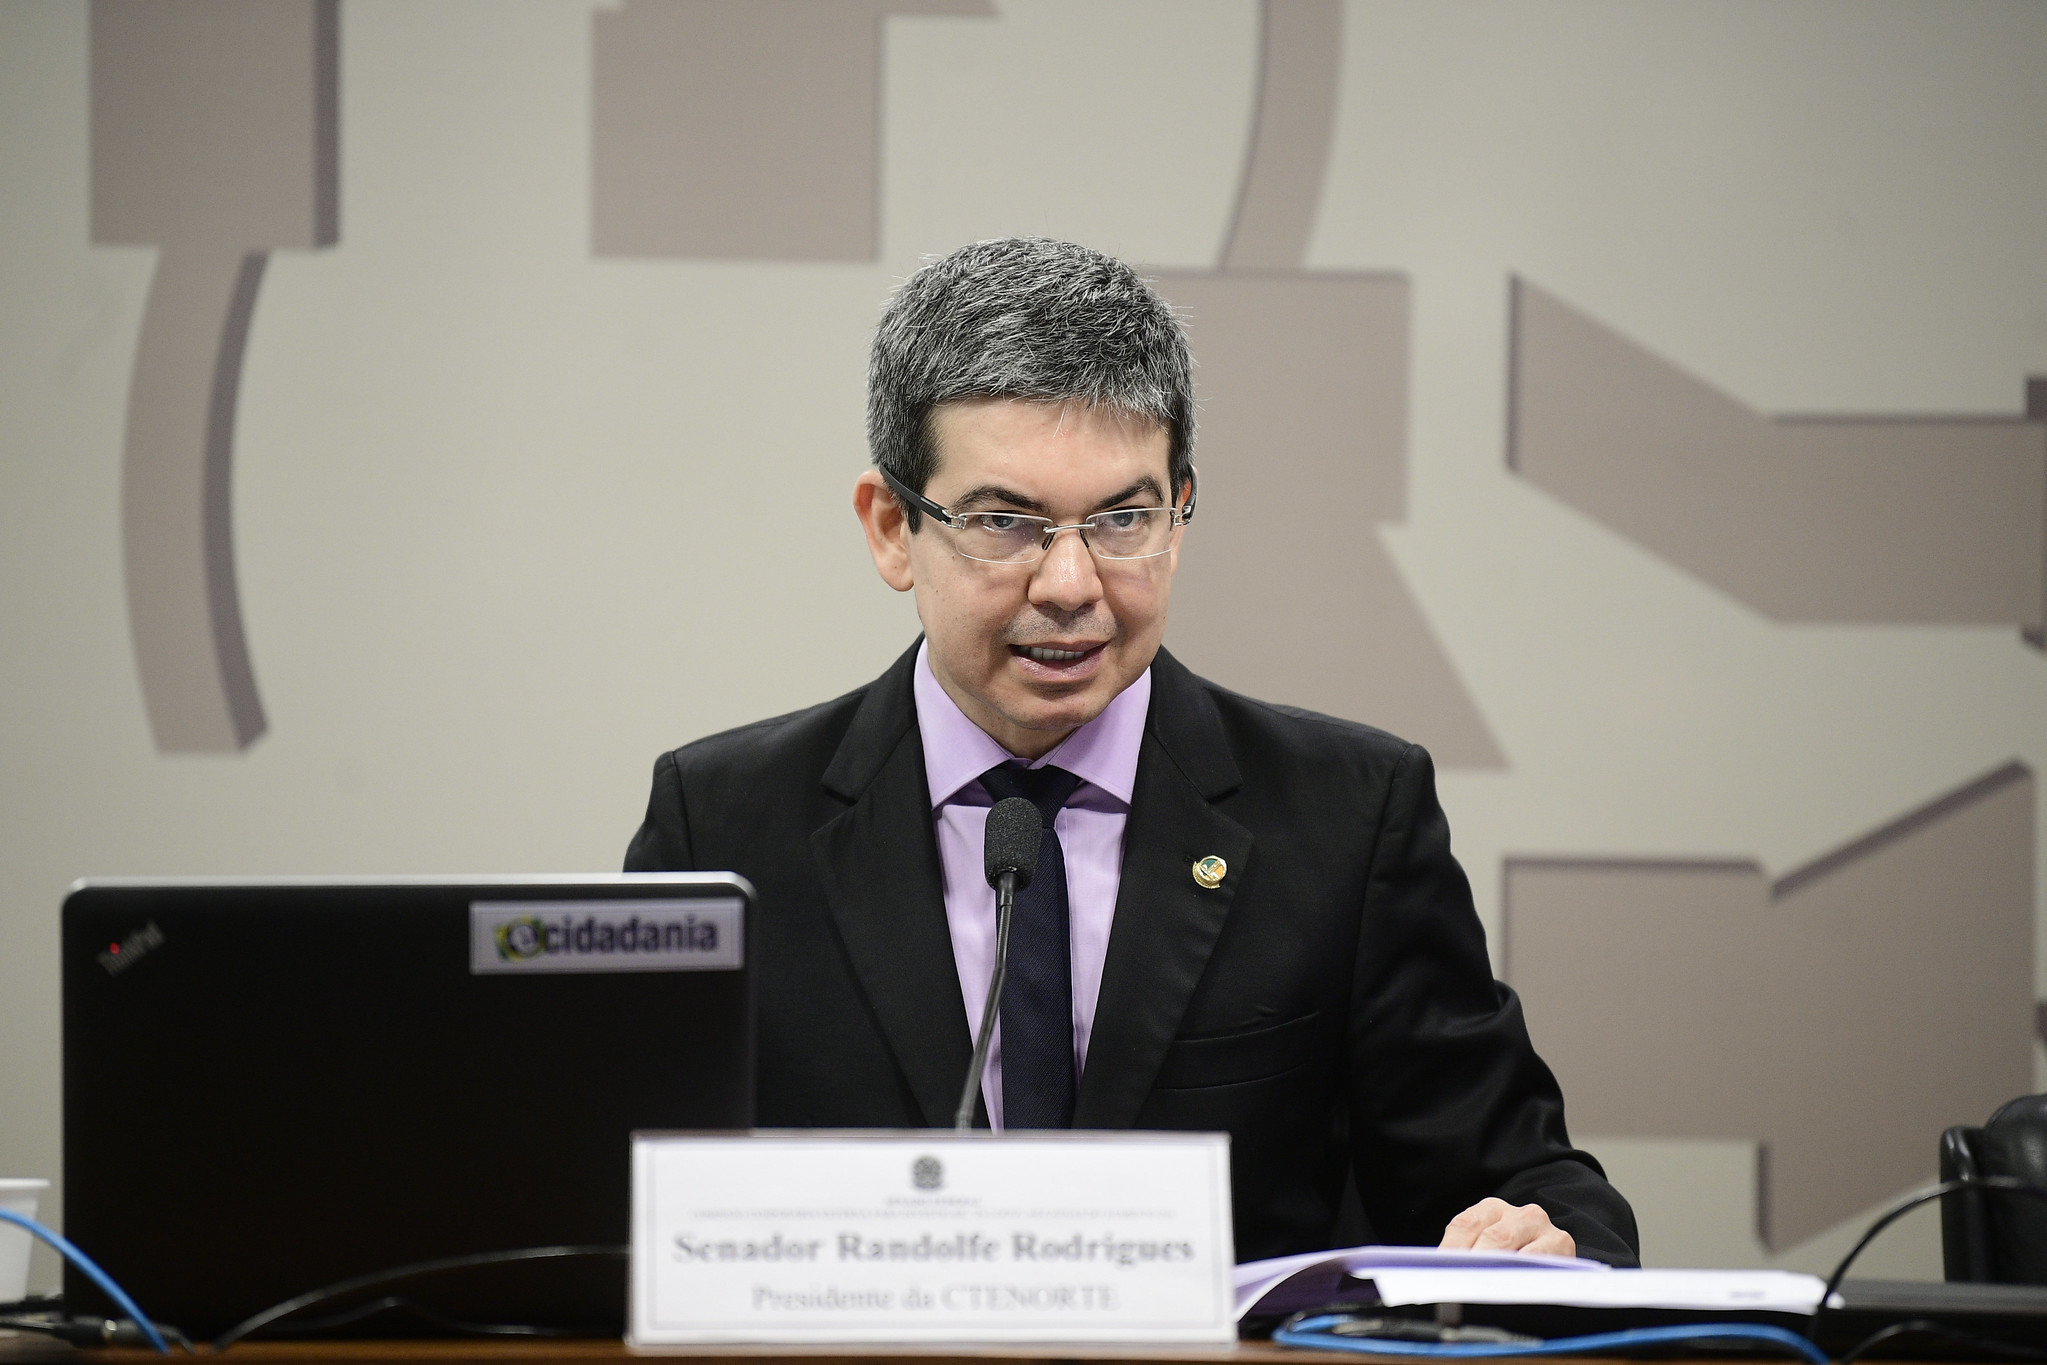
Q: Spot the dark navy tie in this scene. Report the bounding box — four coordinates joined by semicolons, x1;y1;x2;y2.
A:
978;761;1085;1129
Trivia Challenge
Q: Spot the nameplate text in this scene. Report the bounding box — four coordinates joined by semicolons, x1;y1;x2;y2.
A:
629;1131;1234;1344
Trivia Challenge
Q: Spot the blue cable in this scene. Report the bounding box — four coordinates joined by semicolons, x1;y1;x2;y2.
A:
1274;1315;1831;1365
0;1206;170;1353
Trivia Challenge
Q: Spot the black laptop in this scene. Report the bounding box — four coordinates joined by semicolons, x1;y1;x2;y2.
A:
61;875;754;1340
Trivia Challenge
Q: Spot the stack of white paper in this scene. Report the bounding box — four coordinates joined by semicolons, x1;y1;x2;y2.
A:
1233;1245;1603;1320
1234;1247;1833;1321
1369;1268;1832;1315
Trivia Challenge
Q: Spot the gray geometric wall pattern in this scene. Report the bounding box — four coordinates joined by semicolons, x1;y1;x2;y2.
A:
92;0;338;753
1503;762;2035;1249
23;0;2046;1276
592;0;992;261
1509;278;2047;638
1158;0;1503;767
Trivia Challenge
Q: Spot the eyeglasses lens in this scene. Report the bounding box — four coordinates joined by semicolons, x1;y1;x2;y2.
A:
953;508;1174;563
1085;508;1169;558
955;514;1045;562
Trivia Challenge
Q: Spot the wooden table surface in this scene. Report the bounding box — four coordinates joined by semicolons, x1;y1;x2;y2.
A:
0;1339;1315;1364
0;1331;1953;1364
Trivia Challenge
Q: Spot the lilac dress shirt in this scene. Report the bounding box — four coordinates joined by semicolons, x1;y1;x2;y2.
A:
912;642;1151;1130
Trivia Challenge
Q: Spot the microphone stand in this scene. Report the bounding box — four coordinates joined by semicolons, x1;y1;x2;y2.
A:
954;870;1017;1131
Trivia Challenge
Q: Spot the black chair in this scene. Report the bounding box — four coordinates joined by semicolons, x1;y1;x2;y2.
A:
1943;1094;2047;1284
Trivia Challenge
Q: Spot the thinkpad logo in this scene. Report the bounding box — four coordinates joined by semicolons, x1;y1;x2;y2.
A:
910;1155;943;1191
97;921;165;977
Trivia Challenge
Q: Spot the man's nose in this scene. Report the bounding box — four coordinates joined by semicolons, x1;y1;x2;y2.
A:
1027;527;1104;611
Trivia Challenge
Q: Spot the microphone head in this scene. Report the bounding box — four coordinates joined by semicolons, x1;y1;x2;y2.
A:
983;797;1043;891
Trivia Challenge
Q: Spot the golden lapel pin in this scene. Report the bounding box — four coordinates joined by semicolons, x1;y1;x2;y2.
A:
1192;855;1227;890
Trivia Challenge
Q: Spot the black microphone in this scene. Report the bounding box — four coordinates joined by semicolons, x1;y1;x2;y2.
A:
955;797;1042;1131
982;796;1042;895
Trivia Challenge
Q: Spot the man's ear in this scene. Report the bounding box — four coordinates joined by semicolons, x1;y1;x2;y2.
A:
1165;464;1196;575
853;471;916;592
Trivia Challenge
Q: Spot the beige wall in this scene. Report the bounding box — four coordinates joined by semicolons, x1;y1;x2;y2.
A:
6;0;2047;1288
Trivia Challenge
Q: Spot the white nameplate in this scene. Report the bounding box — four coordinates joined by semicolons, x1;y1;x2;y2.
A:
629;1131;1234;1345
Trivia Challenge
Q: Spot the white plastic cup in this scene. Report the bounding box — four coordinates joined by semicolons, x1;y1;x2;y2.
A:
0;1179;50;1306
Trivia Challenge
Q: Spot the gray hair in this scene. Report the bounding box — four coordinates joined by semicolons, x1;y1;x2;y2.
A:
867;237;1194;528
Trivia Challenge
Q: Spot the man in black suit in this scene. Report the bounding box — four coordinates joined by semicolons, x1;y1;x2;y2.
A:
627;238;1638;1266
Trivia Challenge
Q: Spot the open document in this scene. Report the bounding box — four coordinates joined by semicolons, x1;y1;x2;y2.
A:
1234;1246;1831;1321
1370;1268;1832;1315
1234;1245;1603;1320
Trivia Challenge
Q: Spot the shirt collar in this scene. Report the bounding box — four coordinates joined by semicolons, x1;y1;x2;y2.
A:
913;640;1150;810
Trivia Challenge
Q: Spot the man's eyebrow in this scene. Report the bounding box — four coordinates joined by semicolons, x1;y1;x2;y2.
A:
948;476;1166;515
950;484;1051;515
1094;476;1166;509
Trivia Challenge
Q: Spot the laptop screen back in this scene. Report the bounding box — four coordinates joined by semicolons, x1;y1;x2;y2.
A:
61;875;754;1339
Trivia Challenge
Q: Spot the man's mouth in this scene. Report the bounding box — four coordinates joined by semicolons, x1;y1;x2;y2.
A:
1008;641;1108;678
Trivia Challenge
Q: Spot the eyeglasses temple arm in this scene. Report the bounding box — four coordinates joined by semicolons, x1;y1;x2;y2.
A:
879;467;955;526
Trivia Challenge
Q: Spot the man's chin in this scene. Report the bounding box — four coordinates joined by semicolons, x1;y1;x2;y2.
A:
994;686;1115;741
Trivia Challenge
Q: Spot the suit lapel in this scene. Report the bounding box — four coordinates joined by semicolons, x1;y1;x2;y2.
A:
810;644;973;1128
1075;649;1253;1129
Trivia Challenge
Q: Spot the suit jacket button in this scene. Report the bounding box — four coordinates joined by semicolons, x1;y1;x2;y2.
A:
1193;855;1227;889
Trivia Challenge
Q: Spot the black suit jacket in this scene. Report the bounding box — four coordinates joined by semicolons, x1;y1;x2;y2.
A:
625;642;1639;1265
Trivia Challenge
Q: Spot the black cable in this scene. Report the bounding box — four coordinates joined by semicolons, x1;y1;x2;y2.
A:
1835;1319;1935;1365
0;1295;61;1316
207;1243;626;1351
1808;1174;2047;1342
0;1314;195;1351
0;1316;71;1341
1801;1178;2046;1358
1835;1316;2047;1365
0;1207;171;1352
275;1293;585;1338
